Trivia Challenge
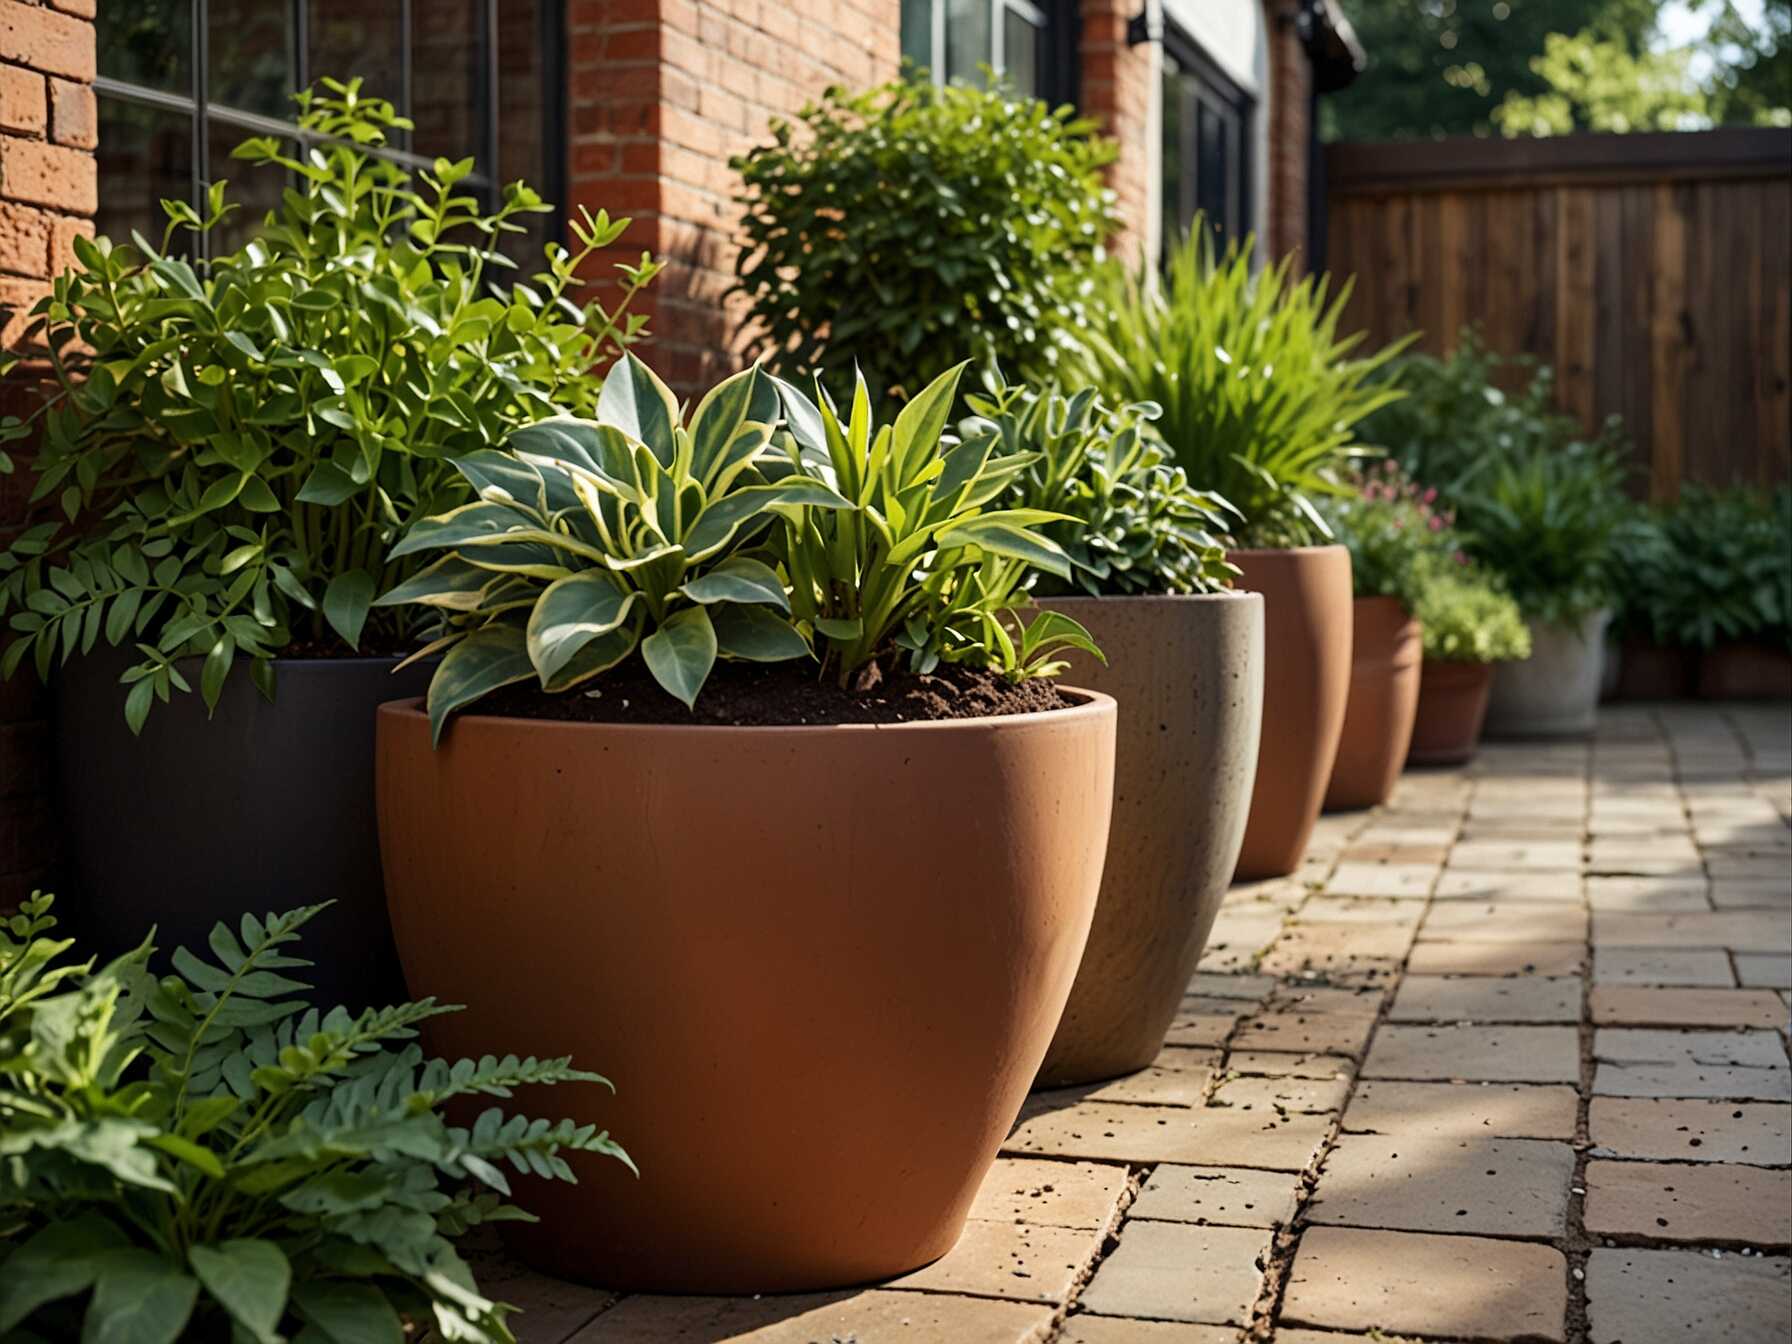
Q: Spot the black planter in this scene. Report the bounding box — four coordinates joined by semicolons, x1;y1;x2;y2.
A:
54;653;433;1010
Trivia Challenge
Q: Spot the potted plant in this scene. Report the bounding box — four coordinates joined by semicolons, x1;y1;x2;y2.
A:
1064;229;1408;878
1607;499;1699;700
1457;440;1629;737
0;893;626;1342
1317;461;1456;810
1657;486;1791;700
0;81;657;1004
960;376;1261;1088
1406;568;1532;766
374;357;1117;1291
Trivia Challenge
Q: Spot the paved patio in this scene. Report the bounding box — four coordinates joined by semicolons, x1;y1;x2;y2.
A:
484;702;1792;1343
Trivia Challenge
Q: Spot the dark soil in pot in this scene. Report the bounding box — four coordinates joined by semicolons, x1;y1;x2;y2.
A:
470;659;1070;726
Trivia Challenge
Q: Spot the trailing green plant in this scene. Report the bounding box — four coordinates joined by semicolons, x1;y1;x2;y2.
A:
0;78;659;732
731;75;1119;404
1451;438;1631;627
1415;570;1533;663
1647;485;1791;650
0;893;628;1343
1318;460;1464;611
1356;326;1628;498
1058;228;1411;548
382;357;1094;737
957;376;1237;596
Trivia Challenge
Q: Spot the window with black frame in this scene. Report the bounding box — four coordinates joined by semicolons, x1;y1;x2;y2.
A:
1161;25;1255;258
95;0;559;262
900;0;1073;103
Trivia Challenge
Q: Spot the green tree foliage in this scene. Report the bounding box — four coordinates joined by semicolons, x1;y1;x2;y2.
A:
1327;0;1658;139
1493;29;1714;133
1695;0;1792;123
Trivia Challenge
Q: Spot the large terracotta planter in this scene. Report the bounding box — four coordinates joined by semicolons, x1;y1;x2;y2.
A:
54;652;431;1008
1032;592;1264;1087
1229;546;1353;879
1324;596;1423;812
376;694;1115;1293
1485;609;1611;738
1407;659;1495;767
1697;642;1792;700
1615;637;1697;701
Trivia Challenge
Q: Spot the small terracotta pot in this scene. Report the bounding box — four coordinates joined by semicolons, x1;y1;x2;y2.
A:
1615;638;1697;701
376;694;1115;1293
1032;592;1264;1087
1324;596;1423;812
1698;642;1792;700
1228;546;1354;879
1486;609;1612;738
1407;659;1495;767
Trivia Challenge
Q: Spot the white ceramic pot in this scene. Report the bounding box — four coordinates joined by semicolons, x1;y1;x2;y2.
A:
1485;609;1612;738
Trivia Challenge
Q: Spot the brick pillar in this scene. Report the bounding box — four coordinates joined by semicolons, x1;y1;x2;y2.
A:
0;0;94;910
1078;0;1157;264
1262;0;1312;269
565;0;899;399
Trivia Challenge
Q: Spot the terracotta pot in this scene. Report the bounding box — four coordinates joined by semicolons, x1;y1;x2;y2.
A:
1324;596;1423;812
1407;659;1495;767
1032;592;1264;1087
1615;637;1697;701
1485;609;1612;738
1228;546;1354;879
1698;642;1792;700
376;694;1115;1293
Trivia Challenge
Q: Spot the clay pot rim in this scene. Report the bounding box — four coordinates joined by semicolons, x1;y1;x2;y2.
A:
378;688;1117;736
1039;590;1262;606
1226;543;1350;558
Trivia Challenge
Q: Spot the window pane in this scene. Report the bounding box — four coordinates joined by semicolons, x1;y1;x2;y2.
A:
411;0;482;164
1002;6;1039;98
308;0;404;111
945;0;991;84
1197;99;1227;248
99;0;192;95
96;97;196;256
1161;58;1185;255
209;0;293;117
901;0;934;73
207;124;290;256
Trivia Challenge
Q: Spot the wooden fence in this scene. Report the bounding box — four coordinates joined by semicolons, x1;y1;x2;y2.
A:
1321;128;1792;500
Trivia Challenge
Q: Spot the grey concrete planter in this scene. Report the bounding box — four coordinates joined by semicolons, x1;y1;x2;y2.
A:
1485;609;1612;738
1032;590;1265;1087
54;652;432;1008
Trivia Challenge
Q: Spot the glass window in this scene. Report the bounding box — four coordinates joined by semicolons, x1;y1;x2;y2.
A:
902;0;1062;101
95;0;558;264
1161;25;1255;258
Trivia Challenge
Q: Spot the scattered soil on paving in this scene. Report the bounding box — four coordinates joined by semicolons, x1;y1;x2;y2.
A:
469;659;1075;727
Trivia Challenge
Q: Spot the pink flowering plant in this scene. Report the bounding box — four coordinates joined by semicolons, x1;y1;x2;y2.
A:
1318;460;1464;612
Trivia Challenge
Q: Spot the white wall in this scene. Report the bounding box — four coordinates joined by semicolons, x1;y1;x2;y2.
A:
1158;0;1273;254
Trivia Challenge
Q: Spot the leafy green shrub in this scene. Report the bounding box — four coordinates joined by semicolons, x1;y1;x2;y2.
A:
959;376;1236;596
1318;461;1464;611
1060;230;1410;547
1357;327;1627;498
1648;485;1790;650
1452;439;1631;627
383;357;1095;736
0;893;626;1343
1416;571;1533;663
731;77;1118;404
0;79;658;731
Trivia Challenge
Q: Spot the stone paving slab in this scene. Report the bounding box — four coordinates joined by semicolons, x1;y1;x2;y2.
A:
1078;1221;1271;1326
1431;871;1582;902
1226;1050;1356;1080
566;1292;1055;1343
1058;1318;1240;1343
1404;941;1588;976
1583;1158;1792;1245
1231;1011;1378;1057
1587;1097;1792;1164
1363;1024;1581;1083
1209;1073;1351;1115
1128;1164;1303;1228
1419;901;1591;942
1592;947;1738;986
1037;1048;1218;1109
1308;1134;1574;1237
1390;973;1581;1023
1584;1248;1791;1344
1589;985;1789;1028
1004;1099;1332;1170
886;1219;1099;1303
965;1158;1131;1231
1736;951;1792;988
1281;1226;1568;1342
1343;1080;1579;1139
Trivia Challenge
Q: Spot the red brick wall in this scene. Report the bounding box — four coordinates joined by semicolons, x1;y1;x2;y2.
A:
566;0;899;395
0;0;93;908
1263;0;1312;268
1078;0;1155;266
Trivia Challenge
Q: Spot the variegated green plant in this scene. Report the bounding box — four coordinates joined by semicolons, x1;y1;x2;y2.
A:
379;354;850;738
768;363;1099;686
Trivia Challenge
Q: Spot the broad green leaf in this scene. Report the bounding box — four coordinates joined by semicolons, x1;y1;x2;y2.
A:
81;1249;199;1344
0;1215;128;1331
145;1133;226;1178
189;1239;290;1344
200;633;234;713
640;605;716;709
426;622;534;743
371;556;494;611
935;517;1072;580
712;604;810;662
388;501;532;560
295;461;360;505
597;352;681;462
525;570;636;683
889;361;967;483
322;570;375;648
291;1281;404;1344
678;555;788;609
684;480;851;560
